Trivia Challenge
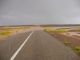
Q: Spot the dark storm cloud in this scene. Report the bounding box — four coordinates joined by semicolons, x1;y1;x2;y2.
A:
0;0;80;25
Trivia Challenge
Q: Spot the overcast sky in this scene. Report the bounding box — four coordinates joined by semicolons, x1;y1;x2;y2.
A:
0;0;80;25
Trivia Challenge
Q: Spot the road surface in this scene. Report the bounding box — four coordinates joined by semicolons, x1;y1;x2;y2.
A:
0;30;79;60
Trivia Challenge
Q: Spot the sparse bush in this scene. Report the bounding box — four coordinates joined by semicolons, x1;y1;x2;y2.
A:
73;46;80;55
54;29;67;33
44;29;54;33
44;29;47;31
0;31;11;35
64;41;71;46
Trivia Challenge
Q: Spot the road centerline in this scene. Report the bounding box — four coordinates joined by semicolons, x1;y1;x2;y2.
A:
10;31;34;60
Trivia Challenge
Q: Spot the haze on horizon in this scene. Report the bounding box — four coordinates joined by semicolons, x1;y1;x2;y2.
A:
0;0;80;25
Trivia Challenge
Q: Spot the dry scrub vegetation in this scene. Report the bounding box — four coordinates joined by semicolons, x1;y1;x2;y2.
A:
44;26;80;55
0;26;30;42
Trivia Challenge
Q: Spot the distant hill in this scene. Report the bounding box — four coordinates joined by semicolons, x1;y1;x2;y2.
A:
0;24;80;27
40;24;80;27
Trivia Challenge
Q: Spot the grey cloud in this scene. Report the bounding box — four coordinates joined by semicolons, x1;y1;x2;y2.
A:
0;0;80;25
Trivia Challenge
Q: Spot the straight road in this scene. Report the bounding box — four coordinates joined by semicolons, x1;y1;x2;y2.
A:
0;30;79;60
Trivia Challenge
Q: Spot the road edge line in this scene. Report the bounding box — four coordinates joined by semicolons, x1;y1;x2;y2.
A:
10;31;34;60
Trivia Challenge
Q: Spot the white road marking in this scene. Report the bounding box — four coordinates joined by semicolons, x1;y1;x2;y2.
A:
10;31;34;60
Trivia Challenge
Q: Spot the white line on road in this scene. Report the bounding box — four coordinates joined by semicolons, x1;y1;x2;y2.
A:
10;31;34;60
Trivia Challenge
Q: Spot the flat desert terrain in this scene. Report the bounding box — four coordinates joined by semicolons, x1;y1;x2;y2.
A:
43;25;80;56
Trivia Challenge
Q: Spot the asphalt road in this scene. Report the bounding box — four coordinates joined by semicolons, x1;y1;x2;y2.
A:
0;30;79;60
